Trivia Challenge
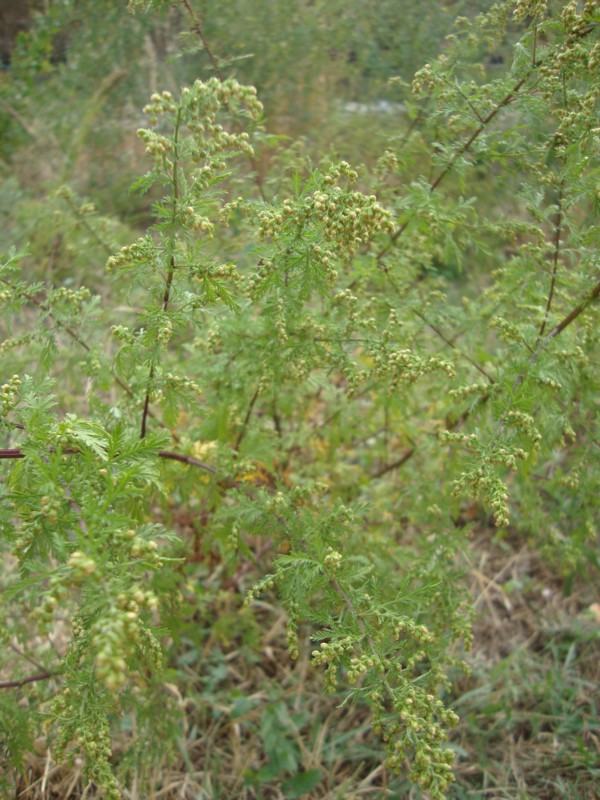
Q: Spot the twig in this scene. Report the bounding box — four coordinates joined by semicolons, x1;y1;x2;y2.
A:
0;445;218;481
158;450;217;474
371;448;416;479
410;305;496;383
518;276;600;394
538;183;564;338
0;98;39;140
234;385;261;451
181;0;222;79
9;642;49;674
0;672;54;690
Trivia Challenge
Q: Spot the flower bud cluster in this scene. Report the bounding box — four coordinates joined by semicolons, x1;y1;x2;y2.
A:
91;593;158;692
311;636;355;693
412;63;435;97
51;420;77;450
323;547;343;570
106;236;154;274
137;128;173;166
323;161;359;185
439;430;479;448
560;0;588;35
226;523;240;554
110;324;135;344
372;347;455;388
395;618;434;645
513;0;547;23
130;533;162;563
311;636;354;667
440;600;475;651
51;689;122;799
274;298;287;346
165;372;202;395
0;374;21;415
535;373;562;390
11;519;40;558
286;603;299;661
334;289;359;323
266;490;288;513
453;467;510;527
156;316;173;346
376;686;458;796
562;421;576;444
0;333;34;354
287;358;311;383
68;550;98;582
375;149;400;179
244;573;278;606
80;353;102;377
255;170;393;262
339;362;369;398
50;286;92;306
142;89;177;120
507;410;542;448
347;652;386;684
199;261;242;282
553;91;598;148
491;316;524;344
204;326;223;353
311;187;394;260
449;382;491;400
31;590;61;629
179;205;214;236
559;470;579;490
139;80;261;175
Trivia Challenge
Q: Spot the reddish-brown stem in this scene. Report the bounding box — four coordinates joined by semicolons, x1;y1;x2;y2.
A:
410;305;496;384
181;0;222;79
158;450;217;474
0;672;54;690
234;385;261;452
0;446;216;479
372;448;416;479
0;449;24;459
544;277;600;342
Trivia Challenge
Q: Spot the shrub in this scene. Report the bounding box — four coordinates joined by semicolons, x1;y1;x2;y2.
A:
1;1;598;797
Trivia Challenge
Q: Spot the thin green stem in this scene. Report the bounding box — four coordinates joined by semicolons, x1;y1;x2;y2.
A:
538;184;563;338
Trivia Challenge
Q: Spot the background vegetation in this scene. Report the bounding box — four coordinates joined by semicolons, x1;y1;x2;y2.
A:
1;1;599;798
